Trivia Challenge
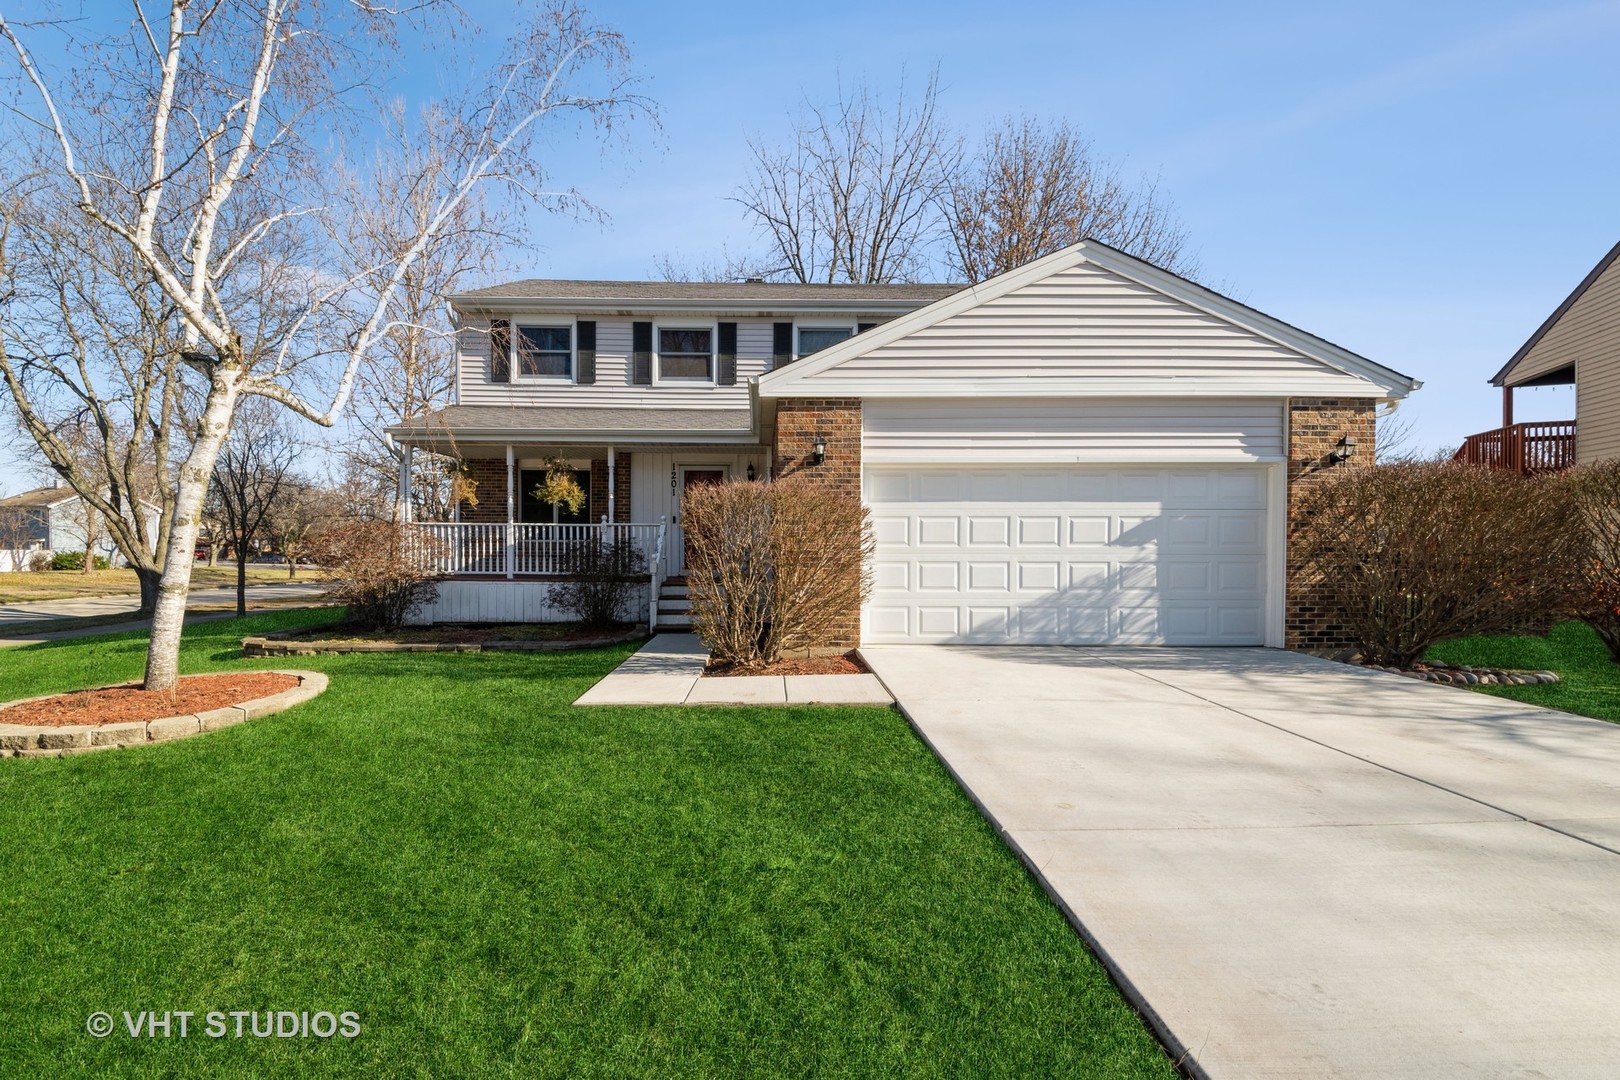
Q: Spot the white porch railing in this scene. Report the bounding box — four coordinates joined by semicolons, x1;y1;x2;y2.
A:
409;521;667;578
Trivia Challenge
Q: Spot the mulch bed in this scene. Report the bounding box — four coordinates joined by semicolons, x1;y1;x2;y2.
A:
705;651;870;678
0;673;300;728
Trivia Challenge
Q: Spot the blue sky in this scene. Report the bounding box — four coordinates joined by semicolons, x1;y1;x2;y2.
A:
3;0;1618;495
482;0;1618;454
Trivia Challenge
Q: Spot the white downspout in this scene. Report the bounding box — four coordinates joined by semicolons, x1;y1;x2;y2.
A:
606;444;616;523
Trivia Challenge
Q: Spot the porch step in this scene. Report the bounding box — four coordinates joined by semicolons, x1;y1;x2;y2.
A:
659;584;690;600
659;599;692;614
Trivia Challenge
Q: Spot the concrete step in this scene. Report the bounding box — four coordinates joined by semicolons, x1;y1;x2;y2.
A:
656;619;693;630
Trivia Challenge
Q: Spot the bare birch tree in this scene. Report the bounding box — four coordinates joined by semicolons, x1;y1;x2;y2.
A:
344;100;515;521
732;70;955;284
944;117;1195;282
0;0;643;689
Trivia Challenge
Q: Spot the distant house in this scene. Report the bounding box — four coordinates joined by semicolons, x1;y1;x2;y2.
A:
1458;240;1620;472
0;484;160;571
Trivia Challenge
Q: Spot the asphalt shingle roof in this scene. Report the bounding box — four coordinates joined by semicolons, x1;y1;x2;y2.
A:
455;278;961;303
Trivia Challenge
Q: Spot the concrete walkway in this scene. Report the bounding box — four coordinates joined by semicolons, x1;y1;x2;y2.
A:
861;645;1620;1079
574;634;892;706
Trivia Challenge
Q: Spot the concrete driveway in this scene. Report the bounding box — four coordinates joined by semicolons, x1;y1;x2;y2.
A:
861;646;1620;1079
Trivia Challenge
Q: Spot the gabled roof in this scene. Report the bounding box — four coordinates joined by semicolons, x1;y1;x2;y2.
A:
0;486;79;509
453;278;959;314
1491;240;1620;388
756;239;1420;400
0;485;163;514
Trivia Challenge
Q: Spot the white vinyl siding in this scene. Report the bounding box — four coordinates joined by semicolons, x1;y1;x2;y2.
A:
457;318;774;409
780;261;1376;398
863;399;1286;465
864;464;1273;646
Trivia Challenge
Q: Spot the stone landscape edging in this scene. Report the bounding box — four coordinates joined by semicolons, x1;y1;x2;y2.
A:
242;628;646;656
0;669;328;759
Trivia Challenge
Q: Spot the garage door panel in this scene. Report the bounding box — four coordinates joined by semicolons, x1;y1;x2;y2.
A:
1113;516;1159;546
872;516;910;545
1065;561;1110;590
1017;516;1061;545
967;561;1011;591
865;465;1271;646
967;516;1010;545
1067;516;1110;544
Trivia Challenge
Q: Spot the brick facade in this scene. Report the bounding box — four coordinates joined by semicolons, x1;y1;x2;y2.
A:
1285;398;1378;650
587;452;633;523
772;398;863;648
456;454;632;524
457;458;508;523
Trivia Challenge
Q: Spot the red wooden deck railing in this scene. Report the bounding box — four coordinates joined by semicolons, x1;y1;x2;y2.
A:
1452;420;1576;473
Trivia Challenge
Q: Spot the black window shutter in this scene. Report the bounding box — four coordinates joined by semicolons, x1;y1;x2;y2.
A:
490;319;511;383
857;322;877;333
632;321;653;385
772;322;793;368
717;322;738;386
576;320;596;384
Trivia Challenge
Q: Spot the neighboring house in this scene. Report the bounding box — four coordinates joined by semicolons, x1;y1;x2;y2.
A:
1459;239;1620;472
388;239;1419;649
0;484;161;571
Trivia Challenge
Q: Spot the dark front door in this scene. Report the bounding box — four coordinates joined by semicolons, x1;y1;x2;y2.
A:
519;468;591;524
679;468;726;571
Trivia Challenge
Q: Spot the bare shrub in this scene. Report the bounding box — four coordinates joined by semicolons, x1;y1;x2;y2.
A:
1563;461;1620;662
1292;460;1576;668
554;540;647;629
308;521;443;631
682;477;873;667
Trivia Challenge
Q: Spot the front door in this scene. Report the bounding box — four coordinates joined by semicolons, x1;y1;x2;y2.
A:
676;467;726;575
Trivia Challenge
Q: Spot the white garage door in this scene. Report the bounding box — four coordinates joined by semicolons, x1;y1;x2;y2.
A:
865;465;1272;646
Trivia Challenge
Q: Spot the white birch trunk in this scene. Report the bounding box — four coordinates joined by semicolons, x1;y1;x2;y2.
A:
143;379;236;691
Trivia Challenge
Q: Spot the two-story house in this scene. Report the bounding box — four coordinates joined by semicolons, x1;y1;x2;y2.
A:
388;240;1419;650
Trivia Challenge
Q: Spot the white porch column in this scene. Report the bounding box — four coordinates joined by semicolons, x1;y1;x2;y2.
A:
505;444;515;580
396;442;413;522
606;444;616;523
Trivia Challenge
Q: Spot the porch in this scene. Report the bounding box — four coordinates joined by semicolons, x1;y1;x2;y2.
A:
1453;420;1577;473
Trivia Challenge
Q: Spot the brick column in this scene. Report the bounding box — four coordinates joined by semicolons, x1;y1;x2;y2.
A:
1286;398;1378;651
457;458;508;523
773;398;863;647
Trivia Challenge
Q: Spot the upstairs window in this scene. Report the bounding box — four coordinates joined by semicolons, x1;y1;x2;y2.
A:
657;325;714;382
516;325;573;379
797;325;855;358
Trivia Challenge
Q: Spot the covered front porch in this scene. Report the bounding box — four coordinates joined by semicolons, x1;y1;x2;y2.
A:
387;406;768;625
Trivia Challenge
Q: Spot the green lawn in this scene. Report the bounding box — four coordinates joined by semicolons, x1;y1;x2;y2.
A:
0;611;1175;1079
1427;619;1620;722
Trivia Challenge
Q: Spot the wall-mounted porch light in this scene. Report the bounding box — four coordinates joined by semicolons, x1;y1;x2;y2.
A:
746;463;757;481
1329;435;1358;463
810;435;827;466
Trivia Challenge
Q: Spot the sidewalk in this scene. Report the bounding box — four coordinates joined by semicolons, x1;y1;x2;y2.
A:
574;634;892;706
0;581;327;625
